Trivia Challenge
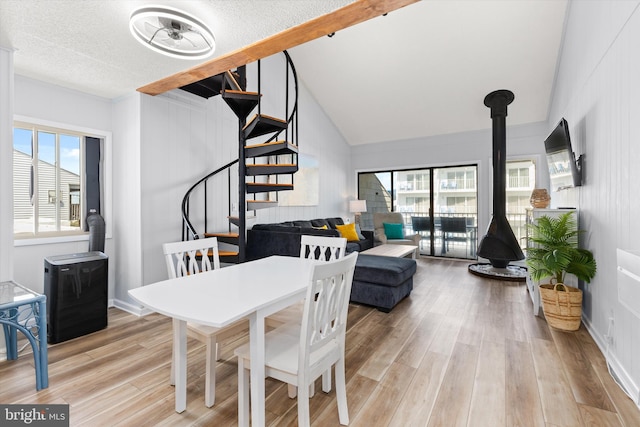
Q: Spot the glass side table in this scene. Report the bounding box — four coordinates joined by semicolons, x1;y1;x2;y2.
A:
0;281;48;390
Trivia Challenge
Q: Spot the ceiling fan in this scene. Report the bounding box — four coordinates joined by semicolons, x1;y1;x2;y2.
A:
129;6;216;60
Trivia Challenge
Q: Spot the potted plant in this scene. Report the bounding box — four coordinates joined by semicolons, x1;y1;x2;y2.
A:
526;211;597;331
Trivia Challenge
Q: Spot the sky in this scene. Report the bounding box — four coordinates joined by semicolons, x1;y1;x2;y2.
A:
13;128;80;176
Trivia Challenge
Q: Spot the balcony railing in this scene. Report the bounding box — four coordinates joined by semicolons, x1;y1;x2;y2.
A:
439;179;476;191
396;211;528;259
507;176;531;189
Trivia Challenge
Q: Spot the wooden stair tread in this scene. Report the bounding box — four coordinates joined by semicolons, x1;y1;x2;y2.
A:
196;249;218;257
247;200;279;210
246;163;298;177
247;163;296;168
179;71;246;99
204;232;239;238
219;250;239;257
243;114;288;139
243;113;287;130
223;89;260;97
245;140;298;158
227;215;256;220
245;140;295;150
252;113;286;123
248;183;293;188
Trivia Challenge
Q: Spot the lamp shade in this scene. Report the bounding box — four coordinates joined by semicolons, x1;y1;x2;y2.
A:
349;200;367;213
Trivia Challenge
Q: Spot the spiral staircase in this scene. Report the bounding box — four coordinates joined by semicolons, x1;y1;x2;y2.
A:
178;52;299;263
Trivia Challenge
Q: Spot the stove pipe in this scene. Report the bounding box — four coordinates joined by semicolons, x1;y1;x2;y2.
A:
477;90;525;268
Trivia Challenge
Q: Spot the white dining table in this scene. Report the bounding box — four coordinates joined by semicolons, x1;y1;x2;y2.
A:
128;255;317;426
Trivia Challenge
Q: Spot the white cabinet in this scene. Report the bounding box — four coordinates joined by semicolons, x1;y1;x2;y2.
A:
525;208;578;316
617;249;640;320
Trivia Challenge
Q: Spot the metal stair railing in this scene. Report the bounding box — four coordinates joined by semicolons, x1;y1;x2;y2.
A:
180;50;300;262
181;158;239;241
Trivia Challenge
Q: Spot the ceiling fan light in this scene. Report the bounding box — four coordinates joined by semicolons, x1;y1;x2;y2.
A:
129;5;215;60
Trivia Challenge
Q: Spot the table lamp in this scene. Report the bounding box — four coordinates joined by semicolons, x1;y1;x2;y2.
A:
349;200;367;225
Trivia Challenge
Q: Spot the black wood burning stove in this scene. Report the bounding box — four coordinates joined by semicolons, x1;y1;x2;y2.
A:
469;90;527;280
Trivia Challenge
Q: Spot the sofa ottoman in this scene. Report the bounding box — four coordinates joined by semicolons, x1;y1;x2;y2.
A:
350;254;417;312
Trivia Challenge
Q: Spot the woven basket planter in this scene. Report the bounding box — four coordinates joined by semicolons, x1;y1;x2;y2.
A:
539;283;583;331
530;188;551;208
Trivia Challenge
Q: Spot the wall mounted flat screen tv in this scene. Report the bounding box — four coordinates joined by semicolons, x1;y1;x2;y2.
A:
544;118;582;191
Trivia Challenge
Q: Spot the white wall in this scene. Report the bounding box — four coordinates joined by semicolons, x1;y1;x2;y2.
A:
246;55;353;223
548;0;640;401
0;47;14;357
251;80;353;223
111;93;142;309
1;48;14;283
14;75;112;132
138;90;232;290
350;121;549;250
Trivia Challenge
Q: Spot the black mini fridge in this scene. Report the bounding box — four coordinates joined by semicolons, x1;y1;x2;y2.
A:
44;252;108;344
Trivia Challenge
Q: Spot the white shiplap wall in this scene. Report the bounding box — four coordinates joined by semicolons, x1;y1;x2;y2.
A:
111;92;142;307
549;0;640;402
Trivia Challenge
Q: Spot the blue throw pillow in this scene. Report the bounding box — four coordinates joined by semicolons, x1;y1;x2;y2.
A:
383;222;404;239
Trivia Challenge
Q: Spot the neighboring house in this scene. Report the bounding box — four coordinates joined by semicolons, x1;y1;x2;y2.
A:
13;149;81;234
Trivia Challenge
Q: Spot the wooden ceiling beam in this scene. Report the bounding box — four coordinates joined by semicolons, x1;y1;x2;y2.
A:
137;0;420;96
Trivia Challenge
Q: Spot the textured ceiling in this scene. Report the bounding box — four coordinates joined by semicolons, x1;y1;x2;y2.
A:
0;0;567;145
0;0;352;98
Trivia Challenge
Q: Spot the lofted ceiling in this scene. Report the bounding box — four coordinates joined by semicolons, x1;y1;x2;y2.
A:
0;0;567;146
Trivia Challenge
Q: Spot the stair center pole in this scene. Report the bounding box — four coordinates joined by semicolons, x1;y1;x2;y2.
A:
238;65;247;263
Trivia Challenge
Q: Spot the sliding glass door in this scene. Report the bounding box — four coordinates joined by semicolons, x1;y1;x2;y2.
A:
358;165;478;260
432;166;478;258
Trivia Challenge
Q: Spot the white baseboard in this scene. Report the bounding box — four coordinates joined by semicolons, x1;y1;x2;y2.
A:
582;315;640;408
111;298;154;316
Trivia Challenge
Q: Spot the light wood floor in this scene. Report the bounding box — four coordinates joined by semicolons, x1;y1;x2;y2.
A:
2;257;640;426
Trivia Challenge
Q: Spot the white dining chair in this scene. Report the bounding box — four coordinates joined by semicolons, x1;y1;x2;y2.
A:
299;234;347;261
234;251;358;427
298;234;347;394
162;237;247;408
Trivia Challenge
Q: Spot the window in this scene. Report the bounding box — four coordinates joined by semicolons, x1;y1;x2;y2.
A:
508;167;531;189
13;121;103;238
406;196;429;212
358;164;477;259
506;159;536;249
445;196;476;214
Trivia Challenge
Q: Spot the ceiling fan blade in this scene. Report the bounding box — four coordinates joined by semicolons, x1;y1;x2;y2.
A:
180;32;198;48
145;20;161;32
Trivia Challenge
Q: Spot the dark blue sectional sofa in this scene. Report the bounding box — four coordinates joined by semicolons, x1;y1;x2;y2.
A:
246;217;373;261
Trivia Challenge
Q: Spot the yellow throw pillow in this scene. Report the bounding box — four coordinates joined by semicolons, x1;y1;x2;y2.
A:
336;223;360;242
313;224;328;230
